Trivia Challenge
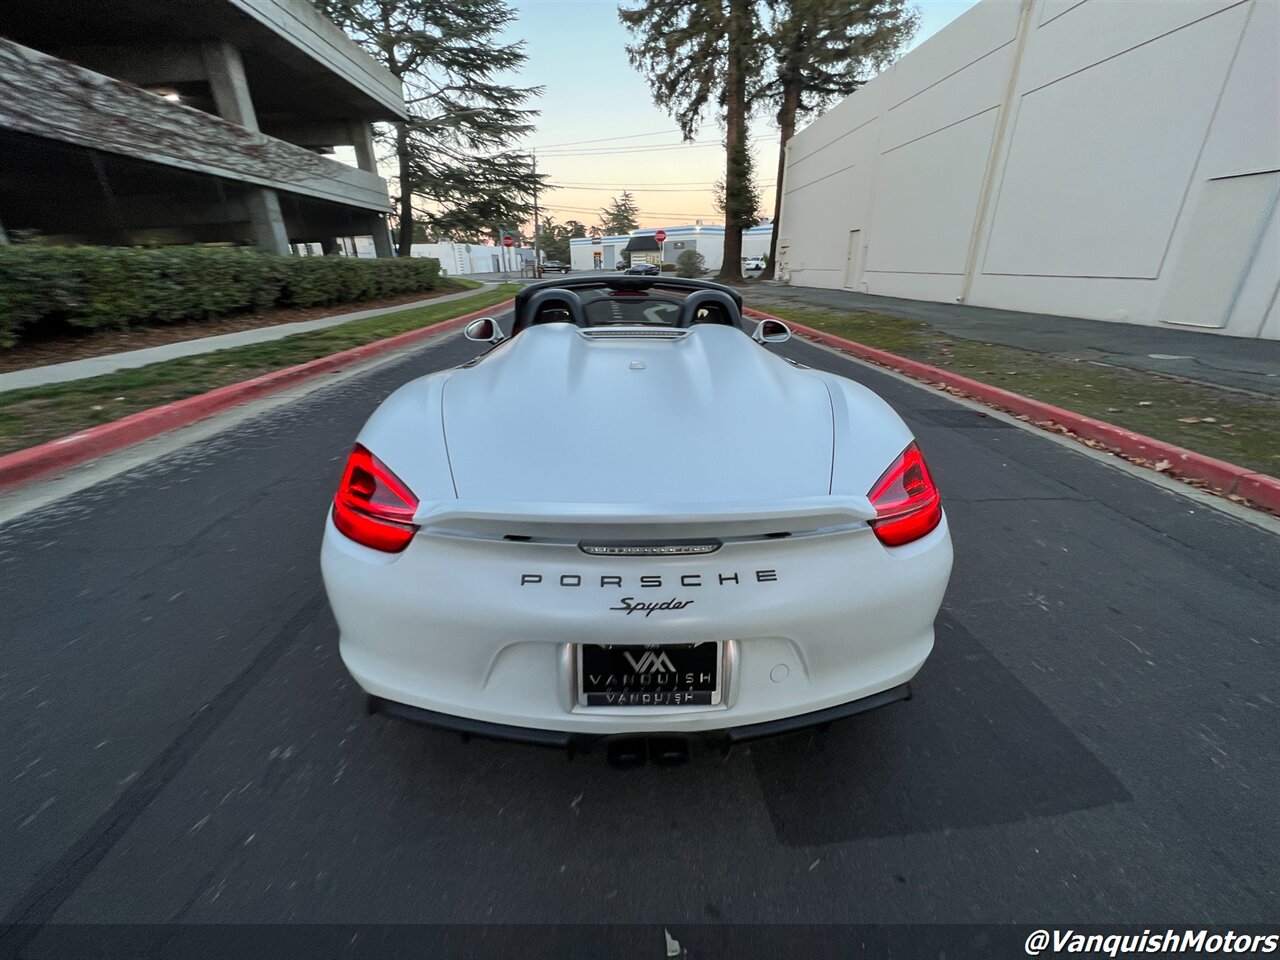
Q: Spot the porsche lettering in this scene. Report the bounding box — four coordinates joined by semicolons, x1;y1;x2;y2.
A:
520;570;778;587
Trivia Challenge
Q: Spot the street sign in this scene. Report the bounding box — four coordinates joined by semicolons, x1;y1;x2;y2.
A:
502;235;514;248
654;230;666;243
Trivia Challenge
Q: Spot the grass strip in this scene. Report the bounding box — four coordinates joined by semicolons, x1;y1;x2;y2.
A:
0;283;519;455
757;305;1280;477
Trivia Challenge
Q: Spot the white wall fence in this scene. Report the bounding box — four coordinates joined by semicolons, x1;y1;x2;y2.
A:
778;0;1279;339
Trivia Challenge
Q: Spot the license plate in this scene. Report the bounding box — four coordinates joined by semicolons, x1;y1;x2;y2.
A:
578;643;721;707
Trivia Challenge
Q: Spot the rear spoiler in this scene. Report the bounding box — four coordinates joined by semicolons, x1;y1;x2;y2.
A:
414;496;877;541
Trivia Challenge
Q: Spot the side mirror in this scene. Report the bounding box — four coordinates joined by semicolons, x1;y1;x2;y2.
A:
752;318;791;344
464;317;505;344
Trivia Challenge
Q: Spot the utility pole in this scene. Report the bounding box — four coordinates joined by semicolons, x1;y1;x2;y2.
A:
532;152;542;280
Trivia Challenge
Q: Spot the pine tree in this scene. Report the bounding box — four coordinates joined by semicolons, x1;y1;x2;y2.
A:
537;218;589;261
599;192;641;235
313;0;547;256
538;215;575;262
758;0;916;278
712;162;763;232
675;249;707;278
619;0;760;280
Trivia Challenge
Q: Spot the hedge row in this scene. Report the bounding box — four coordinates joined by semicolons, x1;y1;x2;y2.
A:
0;246;441;348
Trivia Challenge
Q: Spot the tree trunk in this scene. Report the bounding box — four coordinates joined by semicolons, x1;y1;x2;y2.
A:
396;122;413;258
759;79;799;281
716;0;750;282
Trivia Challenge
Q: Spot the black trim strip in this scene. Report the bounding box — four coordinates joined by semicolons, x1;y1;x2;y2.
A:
723;683;911;743
372;698;573;748
368;682;912;749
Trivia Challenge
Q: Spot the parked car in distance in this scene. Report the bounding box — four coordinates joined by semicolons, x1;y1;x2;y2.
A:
742;257;765;271
627;261;661;276
616;259;628;271
541;260;571;274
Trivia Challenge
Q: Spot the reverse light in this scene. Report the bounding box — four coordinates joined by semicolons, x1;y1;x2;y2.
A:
332;445;419;553
867;442;942;547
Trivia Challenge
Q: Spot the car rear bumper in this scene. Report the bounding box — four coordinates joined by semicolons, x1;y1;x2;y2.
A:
321;513;952;736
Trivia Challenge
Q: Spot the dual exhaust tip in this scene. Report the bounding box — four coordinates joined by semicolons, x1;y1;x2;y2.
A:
605;736;690;768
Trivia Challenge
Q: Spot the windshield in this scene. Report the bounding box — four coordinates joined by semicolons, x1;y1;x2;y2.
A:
578;290;682;326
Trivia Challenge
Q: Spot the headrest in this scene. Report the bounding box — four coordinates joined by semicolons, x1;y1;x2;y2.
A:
675;290;744;329
513;288;588;334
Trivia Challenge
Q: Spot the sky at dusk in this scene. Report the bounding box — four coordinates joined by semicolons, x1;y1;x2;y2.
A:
337;1;982;232
506;0;982;229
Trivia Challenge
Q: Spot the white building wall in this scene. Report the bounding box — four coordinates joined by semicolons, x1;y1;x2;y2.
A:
686;230;724;273
778;0;1279;339
569;239;598;271
742;225;774;260
475;244;533;273
409;242;468;275
568;226;777;273
636;226;727;272
410;241;531;274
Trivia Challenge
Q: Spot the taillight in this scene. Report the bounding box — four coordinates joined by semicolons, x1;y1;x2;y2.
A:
332;445;419;553
867;442;942;547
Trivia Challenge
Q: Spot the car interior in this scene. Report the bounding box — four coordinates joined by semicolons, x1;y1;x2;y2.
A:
510;280;746;335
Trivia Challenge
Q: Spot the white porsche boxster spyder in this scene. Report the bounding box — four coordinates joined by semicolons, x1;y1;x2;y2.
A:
320;278;953;752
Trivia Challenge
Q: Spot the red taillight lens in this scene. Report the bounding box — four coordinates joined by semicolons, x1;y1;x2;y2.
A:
332;445;419;553
867;442;943;547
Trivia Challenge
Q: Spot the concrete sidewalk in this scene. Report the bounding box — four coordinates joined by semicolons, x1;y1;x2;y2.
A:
744;284;1280;398
0;283;496;394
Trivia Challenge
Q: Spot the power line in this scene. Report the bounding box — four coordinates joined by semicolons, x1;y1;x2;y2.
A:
545;209;722;220
541;203;725;220
539;179;726;187
530;128;681;149
537;134;780;158
537;142;722;157
548;184;774;193
545;201;719;213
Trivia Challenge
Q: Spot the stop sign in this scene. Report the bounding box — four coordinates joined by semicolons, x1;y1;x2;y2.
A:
654;230;666;243
502;235;514;248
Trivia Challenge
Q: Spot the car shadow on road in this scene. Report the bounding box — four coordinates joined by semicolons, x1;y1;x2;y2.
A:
360;610;1129;855
748;613;1130;846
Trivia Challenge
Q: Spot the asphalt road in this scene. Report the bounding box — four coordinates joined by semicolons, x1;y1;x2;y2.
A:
1;315;1277;958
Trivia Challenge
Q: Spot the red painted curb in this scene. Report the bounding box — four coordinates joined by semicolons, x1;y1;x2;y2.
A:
1237;472;1280;509
745;307;1280;515
0;298;514;492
